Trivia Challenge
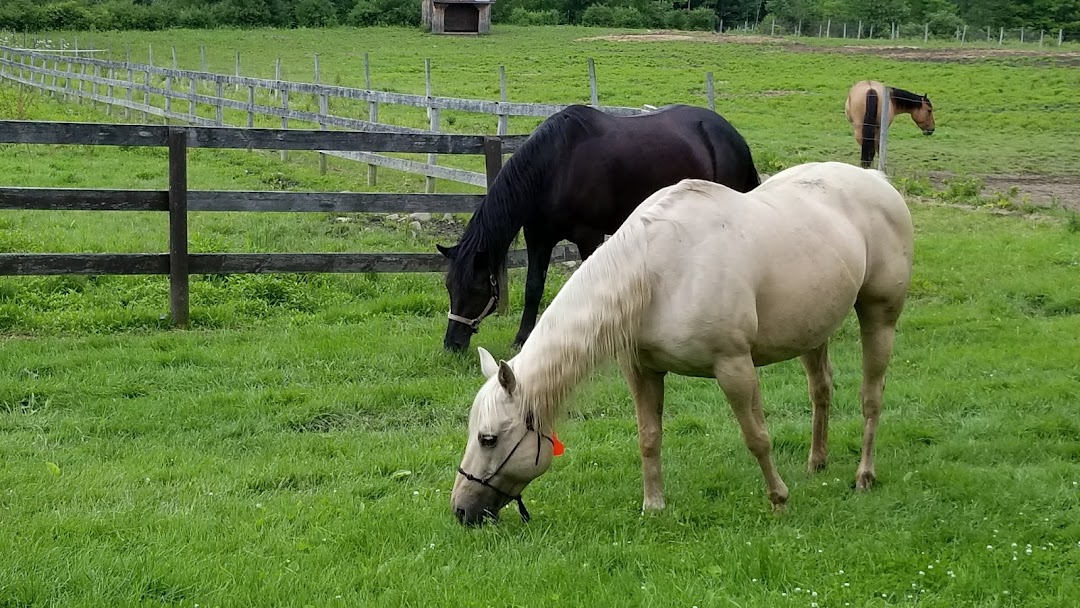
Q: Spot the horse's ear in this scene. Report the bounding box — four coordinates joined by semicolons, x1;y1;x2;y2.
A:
478;347;499;379
497;360;517;395
436;244;455;259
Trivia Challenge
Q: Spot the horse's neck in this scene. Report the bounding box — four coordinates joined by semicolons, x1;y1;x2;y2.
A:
512;224;651;428
468;165;547;256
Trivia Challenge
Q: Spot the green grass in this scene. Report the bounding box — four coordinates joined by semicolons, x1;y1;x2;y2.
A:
2;25;1079;608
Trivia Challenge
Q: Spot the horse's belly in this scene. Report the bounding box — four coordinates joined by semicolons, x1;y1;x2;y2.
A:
750;280;860;365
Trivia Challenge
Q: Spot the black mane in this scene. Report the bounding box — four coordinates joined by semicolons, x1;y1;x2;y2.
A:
890;87;930;111
449;106;602;286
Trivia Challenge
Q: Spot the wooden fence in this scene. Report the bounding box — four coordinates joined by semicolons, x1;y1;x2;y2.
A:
0;120;579;327
0;43;667;190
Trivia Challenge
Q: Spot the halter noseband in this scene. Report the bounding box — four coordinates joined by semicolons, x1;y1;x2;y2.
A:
447;274;499;332
457;420;554;523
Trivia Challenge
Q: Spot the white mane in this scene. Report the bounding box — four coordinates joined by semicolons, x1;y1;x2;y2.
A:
496;186;694;431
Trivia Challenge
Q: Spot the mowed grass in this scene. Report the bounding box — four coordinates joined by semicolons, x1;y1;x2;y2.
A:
1;25;1080;607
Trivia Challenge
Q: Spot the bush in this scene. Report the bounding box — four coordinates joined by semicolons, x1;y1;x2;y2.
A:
927;10;964;38
686;8;716;31
581;4;615;27
508;8;561;25
347;0;420;27
611;6;644;28
295;0;338;27
662;9;687;30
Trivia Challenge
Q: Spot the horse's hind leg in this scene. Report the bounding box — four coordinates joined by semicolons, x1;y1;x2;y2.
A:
799;342;833;474
714;355;789;511
853;299;903;491
621;361;667;512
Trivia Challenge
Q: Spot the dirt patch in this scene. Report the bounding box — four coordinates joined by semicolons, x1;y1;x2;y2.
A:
928;172;1080;211
578;30;1080;66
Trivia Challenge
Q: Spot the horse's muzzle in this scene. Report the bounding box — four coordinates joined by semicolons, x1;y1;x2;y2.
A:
454;507;498;527
443;321;474;352
923;128;935;135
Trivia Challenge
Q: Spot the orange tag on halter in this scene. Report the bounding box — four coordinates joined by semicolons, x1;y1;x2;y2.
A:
552;433;565;456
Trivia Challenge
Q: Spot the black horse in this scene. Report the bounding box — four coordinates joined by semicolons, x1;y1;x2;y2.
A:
437;103;760;352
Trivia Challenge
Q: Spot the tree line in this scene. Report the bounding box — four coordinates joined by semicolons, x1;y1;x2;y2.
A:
0;0;1075;37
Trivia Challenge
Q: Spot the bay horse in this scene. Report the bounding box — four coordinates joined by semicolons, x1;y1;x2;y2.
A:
845;80;935;168
450;161;914;525
436;103;760;353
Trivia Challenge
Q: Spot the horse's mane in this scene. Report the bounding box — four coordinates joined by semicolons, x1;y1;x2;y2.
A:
450;106;604;288
890;87;930;111
496;187;663;432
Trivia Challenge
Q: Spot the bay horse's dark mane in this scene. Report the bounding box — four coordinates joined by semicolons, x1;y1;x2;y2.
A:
890;87;930;111
450;105;602;287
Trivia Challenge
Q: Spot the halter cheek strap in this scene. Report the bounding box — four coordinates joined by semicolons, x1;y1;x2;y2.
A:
457;427;557;523
447;275;499;331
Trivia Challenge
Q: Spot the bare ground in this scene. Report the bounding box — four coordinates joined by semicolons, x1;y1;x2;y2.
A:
928;172;1080;211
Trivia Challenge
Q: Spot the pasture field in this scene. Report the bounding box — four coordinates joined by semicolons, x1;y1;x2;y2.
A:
2;25;1079;607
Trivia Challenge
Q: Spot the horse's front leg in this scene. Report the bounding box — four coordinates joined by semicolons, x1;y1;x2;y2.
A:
622;361;667;512
512;235;554;348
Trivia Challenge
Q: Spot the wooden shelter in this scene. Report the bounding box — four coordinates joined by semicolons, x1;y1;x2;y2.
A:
422;0;494;34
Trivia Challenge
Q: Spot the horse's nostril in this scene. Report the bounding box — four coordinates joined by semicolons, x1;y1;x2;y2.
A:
455;508;467;523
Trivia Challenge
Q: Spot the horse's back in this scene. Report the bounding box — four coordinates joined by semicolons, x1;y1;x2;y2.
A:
631;163;912;370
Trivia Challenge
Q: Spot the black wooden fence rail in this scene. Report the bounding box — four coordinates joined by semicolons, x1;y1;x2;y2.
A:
0;120;578;327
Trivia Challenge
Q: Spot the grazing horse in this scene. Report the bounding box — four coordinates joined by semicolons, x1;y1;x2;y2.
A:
437;103;760;353
451;161;913;525
845;80;935;168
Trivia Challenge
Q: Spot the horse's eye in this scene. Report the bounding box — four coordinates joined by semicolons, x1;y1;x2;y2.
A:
479;434;498;448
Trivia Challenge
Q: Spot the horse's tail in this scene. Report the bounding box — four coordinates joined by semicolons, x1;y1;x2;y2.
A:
861;88;879;169
697;117;760;192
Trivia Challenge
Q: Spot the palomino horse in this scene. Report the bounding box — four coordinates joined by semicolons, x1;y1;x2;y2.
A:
845;80;935;168
437;103;760;353
451;161;913;525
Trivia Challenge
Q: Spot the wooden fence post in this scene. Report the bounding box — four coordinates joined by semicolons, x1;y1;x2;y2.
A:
315;53;328;175
365;52;377;186
497;65;508;137
168;127;190;329
200;45;207;72
705;71;715;112
125;46;133;120
484;137;508;314
216;78;224;126
1060;29;1064;46
425;58;438;194
106;46;114;116
877;86;890;173
587;57;598;107
277;57;288;162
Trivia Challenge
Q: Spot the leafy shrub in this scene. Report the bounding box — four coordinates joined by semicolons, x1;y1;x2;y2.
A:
581;4;615;27
663;9;687;30
347;0;420;26
611;6;644;28
508;8;561;25
295;0;338;27
686;8;717;31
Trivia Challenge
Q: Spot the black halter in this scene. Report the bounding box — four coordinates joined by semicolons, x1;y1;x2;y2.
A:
457;421;554;523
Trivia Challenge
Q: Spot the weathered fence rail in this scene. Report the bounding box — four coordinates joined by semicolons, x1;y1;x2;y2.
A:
0;120;579;326
0;44;661;189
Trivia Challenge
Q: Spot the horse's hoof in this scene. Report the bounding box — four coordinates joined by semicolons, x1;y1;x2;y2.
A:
855;470;876;491
641;496;666;513
806;456;828;475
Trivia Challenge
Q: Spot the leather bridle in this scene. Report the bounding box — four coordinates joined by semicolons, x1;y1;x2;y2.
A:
456;419;554;523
